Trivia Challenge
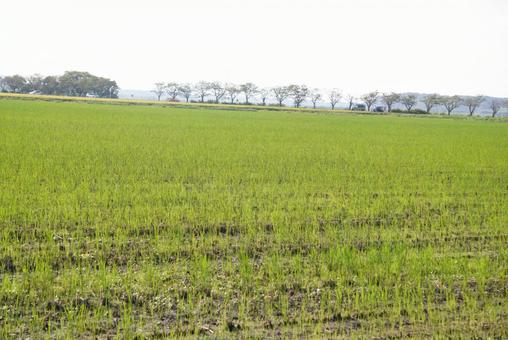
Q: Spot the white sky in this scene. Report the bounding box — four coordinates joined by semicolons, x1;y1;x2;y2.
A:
1;0;507;96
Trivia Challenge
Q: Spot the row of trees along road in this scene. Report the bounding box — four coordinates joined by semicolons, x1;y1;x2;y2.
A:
153;82;508;117
0;71;119;98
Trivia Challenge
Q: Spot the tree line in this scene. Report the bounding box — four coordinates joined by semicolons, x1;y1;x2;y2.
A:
152;82;508;117
0;71;119;98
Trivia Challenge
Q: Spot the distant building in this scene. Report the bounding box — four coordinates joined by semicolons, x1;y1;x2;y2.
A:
352;103;366;111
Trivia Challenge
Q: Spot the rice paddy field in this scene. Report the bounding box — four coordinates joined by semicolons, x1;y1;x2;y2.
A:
0;98;507;338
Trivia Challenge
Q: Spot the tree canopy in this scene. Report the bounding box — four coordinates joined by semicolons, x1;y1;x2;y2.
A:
0;71;119;98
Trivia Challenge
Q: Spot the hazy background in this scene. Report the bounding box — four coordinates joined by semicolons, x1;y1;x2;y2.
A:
1;0;507;97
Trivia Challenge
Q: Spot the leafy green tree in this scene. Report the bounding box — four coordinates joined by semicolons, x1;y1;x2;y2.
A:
2;71;118;98
26;74;44;93
3;75;27;93
92;77;119;98
57;71;118;98
40;76;60;95
58;71;90;96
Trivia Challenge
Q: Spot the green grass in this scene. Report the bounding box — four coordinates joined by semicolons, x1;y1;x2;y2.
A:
0;99;507;338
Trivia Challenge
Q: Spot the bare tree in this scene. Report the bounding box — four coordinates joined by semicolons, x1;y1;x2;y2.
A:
288;85;309;108
463;95;485;116
361;91;379;111
178;84;192;102
489;99;502;117
441;95;462;115
400;94;417;112
240;82;258;104
329;90;341;110
346;94;355;110
381;92;400;112
309;89;322;109
272;86;291;106
195;81;211;103
152;82;166;101
258;88;270;105
225;84;240;104
209;82;226;103
166;82;180;101
422;94;440;113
